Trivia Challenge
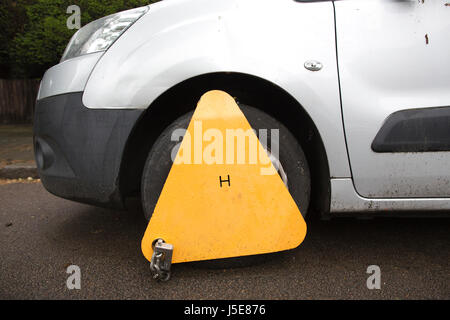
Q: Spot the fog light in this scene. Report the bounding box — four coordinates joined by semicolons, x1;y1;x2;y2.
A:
34;138;54;170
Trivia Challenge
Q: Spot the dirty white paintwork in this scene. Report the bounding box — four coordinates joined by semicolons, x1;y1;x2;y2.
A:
335;0;450;198
37;0;450;214
331;179;450;213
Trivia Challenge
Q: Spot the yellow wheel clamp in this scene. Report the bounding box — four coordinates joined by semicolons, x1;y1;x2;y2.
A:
141;90;307;281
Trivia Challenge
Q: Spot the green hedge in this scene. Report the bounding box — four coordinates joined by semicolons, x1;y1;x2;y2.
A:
0;0;160;79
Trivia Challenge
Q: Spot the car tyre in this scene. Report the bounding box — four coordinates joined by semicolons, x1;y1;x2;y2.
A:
141;104;311;268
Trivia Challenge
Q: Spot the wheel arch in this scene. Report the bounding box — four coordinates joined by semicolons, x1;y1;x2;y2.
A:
119;72;331;216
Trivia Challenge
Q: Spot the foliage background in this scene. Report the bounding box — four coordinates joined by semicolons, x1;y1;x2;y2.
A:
0;0;160;79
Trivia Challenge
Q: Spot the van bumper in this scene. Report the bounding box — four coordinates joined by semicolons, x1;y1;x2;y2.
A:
33;92;143;208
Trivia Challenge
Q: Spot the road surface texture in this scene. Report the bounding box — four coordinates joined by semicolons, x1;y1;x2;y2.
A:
0;182;448;299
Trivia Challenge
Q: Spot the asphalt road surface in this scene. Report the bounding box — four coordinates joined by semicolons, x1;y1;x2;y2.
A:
0;182;448;300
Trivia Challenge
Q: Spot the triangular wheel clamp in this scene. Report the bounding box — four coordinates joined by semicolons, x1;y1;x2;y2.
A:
142;90;307;264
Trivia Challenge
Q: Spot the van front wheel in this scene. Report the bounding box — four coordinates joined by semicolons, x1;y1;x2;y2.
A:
140;104;311;267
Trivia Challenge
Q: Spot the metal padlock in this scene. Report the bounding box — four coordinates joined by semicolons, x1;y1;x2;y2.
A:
154;240;173;272
150;239;173;281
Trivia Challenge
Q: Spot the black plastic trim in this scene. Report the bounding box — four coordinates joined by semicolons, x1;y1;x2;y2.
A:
372;106;450;153
34;92;143;208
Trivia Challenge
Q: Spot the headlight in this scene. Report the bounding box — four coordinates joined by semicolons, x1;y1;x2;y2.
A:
61;6;148;62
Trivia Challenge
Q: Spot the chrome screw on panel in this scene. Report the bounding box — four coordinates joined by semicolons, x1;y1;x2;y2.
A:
304;60;323;72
